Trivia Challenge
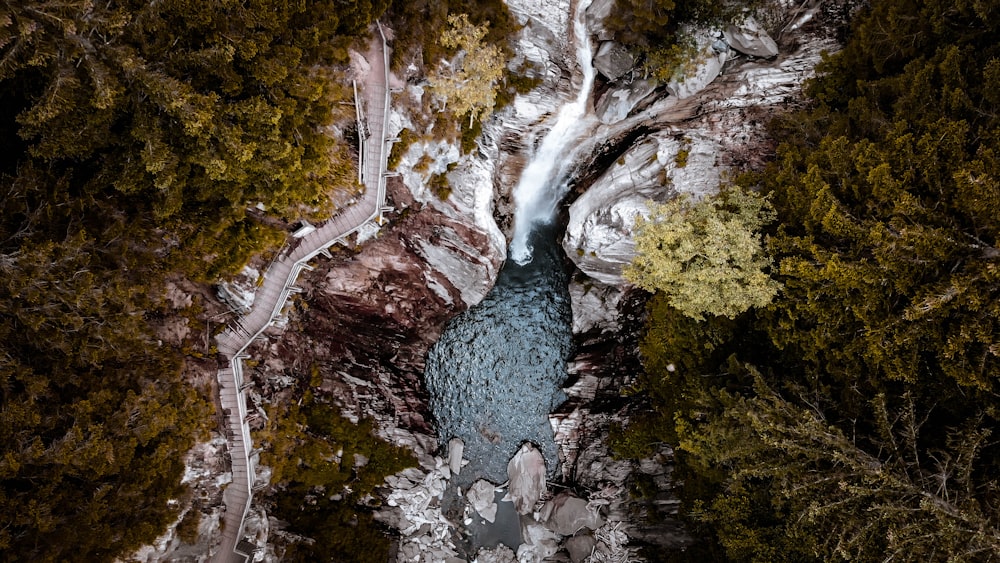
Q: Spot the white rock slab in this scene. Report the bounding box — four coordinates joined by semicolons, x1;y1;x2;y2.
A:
504;443;547;515
448;437;465;475
467;480;499;523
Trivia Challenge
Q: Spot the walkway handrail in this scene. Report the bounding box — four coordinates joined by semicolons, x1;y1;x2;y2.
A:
211;24;393;563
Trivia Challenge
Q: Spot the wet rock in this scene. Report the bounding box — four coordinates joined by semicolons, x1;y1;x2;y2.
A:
467;480;499;523
592;41;634;81
724;17;779;58
505;443;548;515
539;492;604;535
595;79;656;125
449;437;465;475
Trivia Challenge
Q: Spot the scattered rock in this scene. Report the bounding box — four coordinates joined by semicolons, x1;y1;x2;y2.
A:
473;544;517;563
449;437;465;475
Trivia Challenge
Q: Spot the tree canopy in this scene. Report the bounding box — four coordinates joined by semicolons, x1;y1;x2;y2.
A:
427;13;506;126
626;187;780;320
618;0;1000;560
0;0;387;559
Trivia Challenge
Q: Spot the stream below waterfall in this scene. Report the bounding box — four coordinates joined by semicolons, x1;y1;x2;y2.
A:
424;224;572;485
425;0;595;489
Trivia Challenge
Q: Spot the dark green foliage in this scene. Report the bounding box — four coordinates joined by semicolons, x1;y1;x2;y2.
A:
387;0;518;70
387;127;419;170
261;392;415;561
619;0;1000;560
460;118;483;155
0;0;378;279
429;172;452;199
0;0;388;559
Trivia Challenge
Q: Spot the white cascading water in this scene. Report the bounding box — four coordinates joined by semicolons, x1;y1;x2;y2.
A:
508;0;597;265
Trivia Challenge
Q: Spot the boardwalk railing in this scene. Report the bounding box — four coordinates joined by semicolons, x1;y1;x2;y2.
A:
211;24;394;563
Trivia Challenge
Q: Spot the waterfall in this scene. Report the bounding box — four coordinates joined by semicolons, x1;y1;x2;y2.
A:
508;0;597;265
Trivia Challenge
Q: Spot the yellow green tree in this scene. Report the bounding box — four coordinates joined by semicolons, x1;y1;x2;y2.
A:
625;186;780;320
427;13;506;126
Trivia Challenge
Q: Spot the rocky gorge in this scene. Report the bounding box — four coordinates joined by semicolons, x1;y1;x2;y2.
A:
132;1;845;561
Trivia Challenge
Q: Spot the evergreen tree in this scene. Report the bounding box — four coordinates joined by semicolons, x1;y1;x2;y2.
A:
626;186;781;320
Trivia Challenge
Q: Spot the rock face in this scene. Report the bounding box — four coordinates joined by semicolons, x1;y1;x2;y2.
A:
595;78;656;124
215;266;259;313
666;31;729;100
539;491;604;535
552;283;693;555
246;179;499;447
564;12;839;284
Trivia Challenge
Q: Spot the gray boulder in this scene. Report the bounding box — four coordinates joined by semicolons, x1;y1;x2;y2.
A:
723;17;779;58
592;41;634;81
448;437;465;475
595;79;656;124
565;533;597;563
467;479;498;523
539;492;604;535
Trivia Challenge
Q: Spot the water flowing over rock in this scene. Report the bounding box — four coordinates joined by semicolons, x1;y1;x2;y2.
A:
508;0;598;265
424;227;572;483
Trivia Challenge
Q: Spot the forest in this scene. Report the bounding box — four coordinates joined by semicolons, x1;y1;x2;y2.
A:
0;0;388;559
0;0;519;560
622;0;1000;561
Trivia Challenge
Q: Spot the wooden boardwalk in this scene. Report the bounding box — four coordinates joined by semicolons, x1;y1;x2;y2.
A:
211;24;392;563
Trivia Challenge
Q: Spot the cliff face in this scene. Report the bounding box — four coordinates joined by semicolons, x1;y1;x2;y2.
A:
286;178;502;445
563;3;839;285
